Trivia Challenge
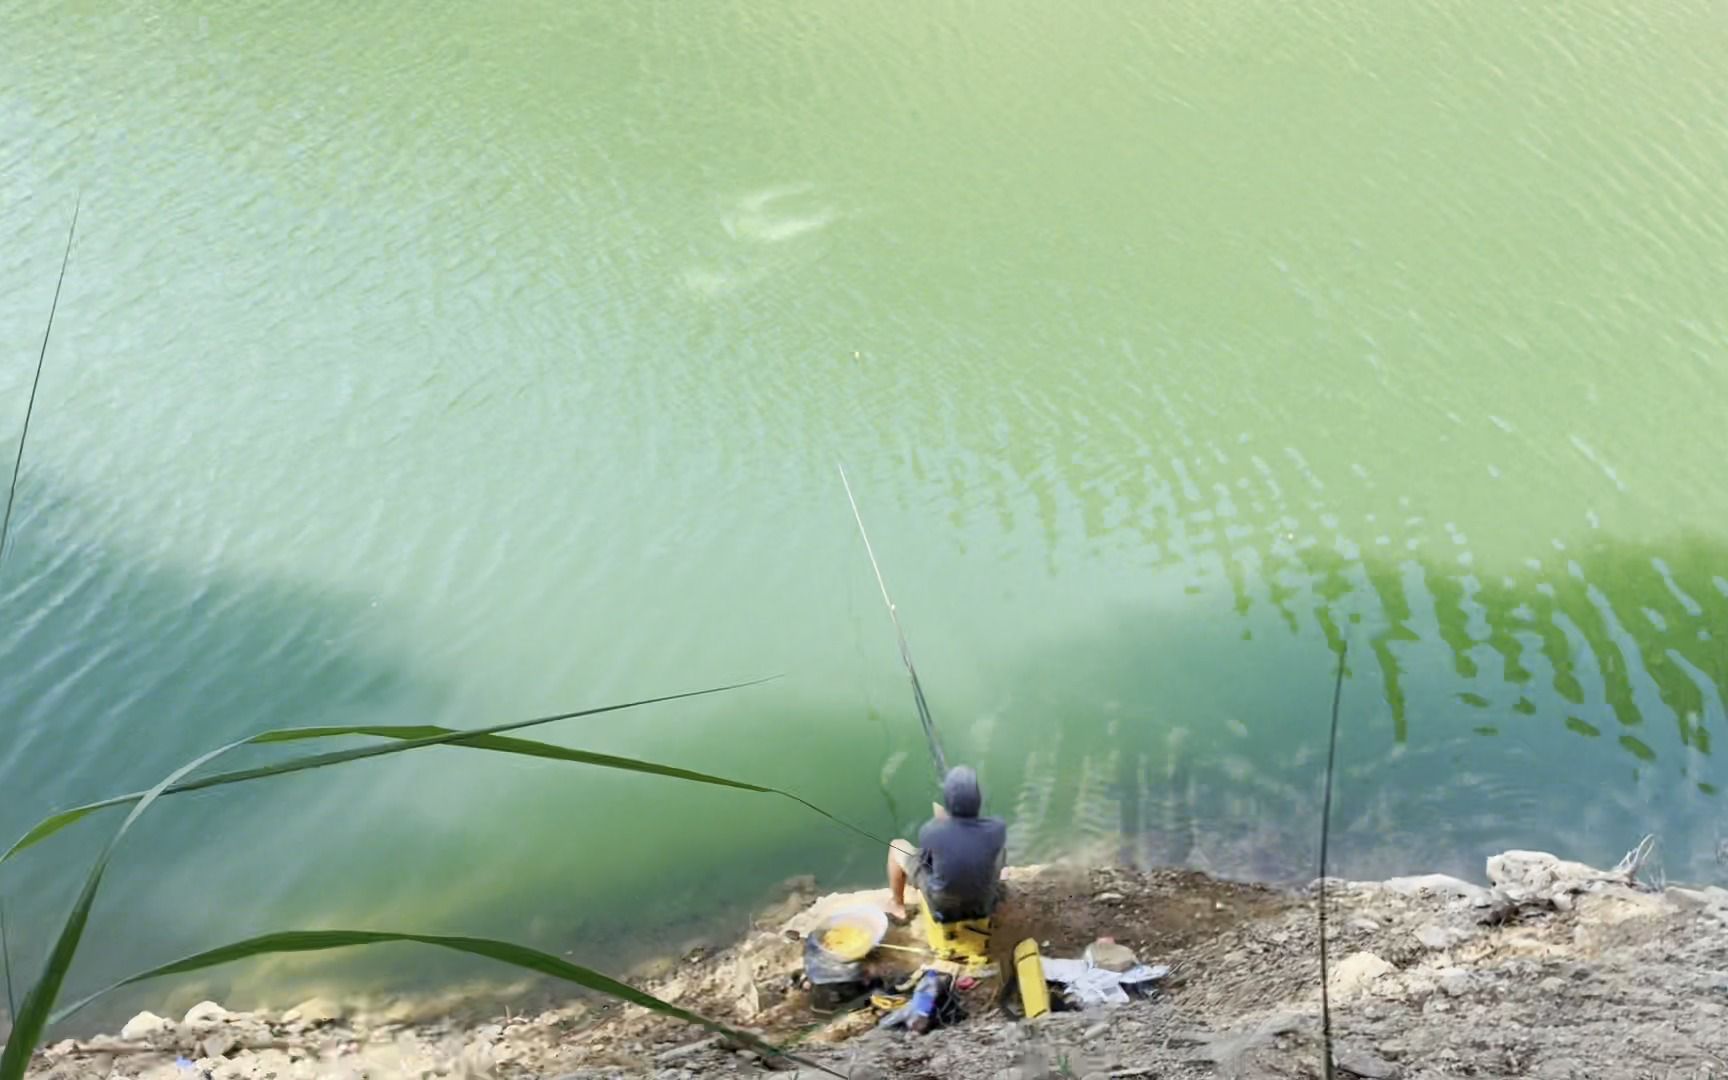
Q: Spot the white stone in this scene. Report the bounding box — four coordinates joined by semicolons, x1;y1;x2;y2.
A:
184;1000;232;1028
120;1010;171;1040
1667;885;1728;910
1381;874;1493;907
1486;851;1605;903
1084;939;1139;972
1328;952;1394;997
1415;924;1463;950
202;1032;238;1059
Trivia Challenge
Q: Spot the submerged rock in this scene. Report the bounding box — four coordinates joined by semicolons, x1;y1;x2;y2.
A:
184;1000;233;1028
282;996;341;1025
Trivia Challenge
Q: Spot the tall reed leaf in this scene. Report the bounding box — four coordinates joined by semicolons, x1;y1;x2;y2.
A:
0;739;247;1080
3;714;883;869
2;680;808;865
0;681;798;1078
48;930;840;1076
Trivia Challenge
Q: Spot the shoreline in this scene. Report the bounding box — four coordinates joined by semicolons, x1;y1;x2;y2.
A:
26;847;1728;1078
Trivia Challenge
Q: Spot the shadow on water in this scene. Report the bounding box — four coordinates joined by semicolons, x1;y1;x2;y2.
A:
0;479;445;1033
0;480;919;1036
974;528;1725;889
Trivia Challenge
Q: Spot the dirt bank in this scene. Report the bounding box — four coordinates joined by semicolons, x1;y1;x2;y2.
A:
27;849;1728;1079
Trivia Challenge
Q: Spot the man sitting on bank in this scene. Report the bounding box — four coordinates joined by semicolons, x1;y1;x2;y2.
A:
886;765;1008;923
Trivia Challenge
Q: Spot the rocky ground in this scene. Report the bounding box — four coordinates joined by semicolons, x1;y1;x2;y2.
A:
25;848;1728;1079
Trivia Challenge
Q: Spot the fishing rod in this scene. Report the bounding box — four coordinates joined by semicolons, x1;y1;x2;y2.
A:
0;195;81;1025
837;463;949;784
1316;640;1348;1080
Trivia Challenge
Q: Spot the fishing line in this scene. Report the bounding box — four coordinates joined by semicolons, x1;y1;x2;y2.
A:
839;519;901;836
0;195;81;1027
837;463;949;784
1317;640;1348;1080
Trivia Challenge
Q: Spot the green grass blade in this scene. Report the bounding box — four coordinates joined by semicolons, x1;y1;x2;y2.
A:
48;929;839;1076
3;804;116;863
0;681;790;1076
262;728;773;791
1;680;773;864
3;684;890;868
0;738;249;1080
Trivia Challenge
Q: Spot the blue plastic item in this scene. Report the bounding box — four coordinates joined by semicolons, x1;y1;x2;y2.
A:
908;970;941;1032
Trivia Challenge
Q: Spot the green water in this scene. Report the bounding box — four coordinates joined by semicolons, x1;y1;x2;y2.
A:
4;0;1728;1025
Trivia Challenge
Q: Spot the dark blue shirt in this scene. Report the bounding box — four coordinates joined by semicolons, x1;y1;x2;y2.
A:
916;815;1007;920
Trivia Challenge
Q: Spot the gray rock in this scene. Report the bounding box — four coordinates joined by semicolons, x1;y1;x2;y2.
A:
1667;885;1728;909
1380;874;1493;907
656;1036;721;1063
1415;925;1460;950
1437;968;1473;997
1336;1047;1401;1078
1399;974;1437;1002
202;1032;238;1059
